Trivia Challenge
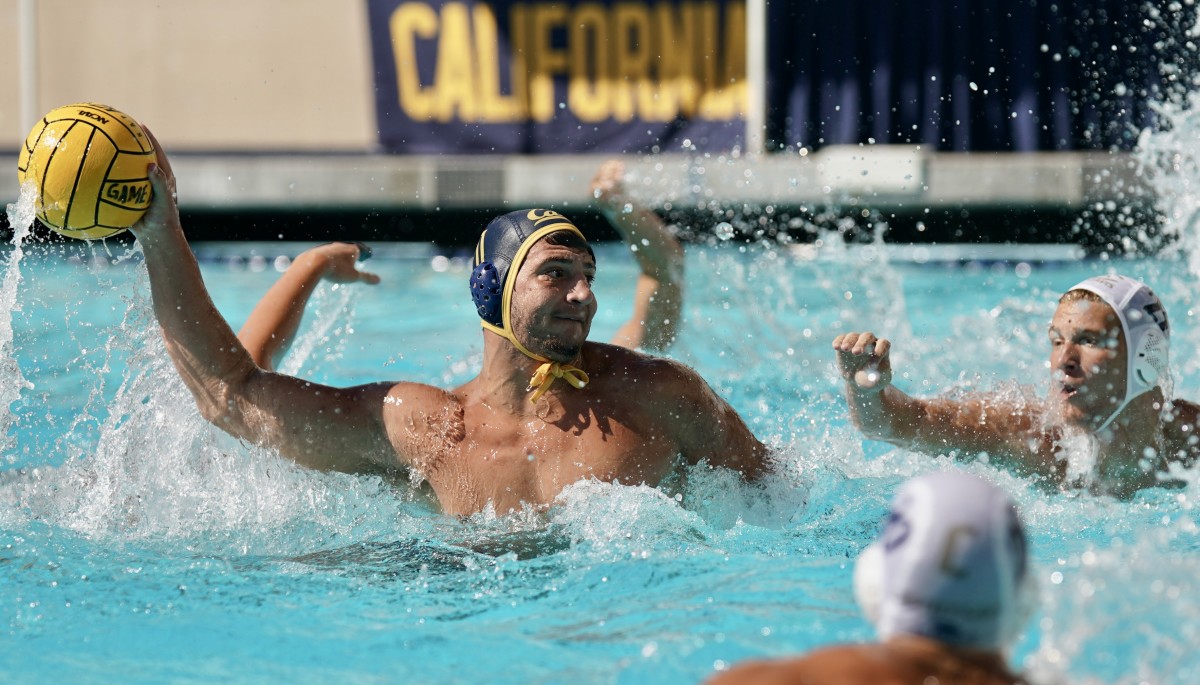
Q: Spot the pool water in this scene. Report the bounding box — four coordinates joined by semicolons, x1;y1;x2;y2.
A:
0;238;1197;685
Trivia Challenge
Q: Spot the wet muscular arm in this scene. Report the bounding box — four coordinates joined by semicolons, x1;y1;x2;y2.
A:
833;331;1032;461
237;242;378;371
129;130;401;473
591;160;684;353
666;361;771;480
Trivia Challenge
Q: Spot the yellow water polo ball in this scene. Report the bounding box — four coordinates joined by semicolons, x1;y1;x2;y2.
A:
16;103;155;240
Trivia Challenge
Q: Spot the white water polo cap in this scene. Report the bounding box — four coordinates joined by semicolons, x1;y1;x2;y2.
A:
1068;274;1170;431
853;471;1033;650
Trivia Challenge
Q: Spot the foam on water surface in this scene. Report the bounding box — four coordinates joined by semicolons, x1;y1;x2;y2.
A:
0;238;1196;683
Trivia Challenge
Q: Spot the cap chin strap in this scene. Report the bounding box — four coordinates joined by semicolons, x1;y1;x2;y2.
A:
1093;331;1160;433
481;320;589;403
1094;395;1136;433
479;221;590;403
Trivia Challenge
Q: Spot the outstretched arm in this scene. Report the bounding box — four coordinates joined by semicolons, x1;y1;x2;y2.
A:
237;242;379;370
832;331;1036;461
591;160;684;352
128;129;402;474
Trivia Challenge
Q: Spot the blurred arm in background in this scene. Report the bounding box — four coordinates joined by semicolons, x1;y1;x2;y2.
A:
237;242;378;370
590;159;684;353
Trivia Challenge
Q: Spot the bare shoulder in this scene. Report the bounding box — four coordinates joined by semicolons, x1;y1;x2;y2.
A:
704;647;891;685
580;342;766;476
382;381;465;431
581;342;727;418
1163;398;1200;466
384;379;461;408
379;381;466;472
703;658;804;685
710;644;1023;685
581;341;701;390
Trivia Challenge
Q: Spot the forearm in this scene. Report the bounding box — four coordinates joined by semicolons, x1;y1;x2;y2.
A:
601;204;683;279
136;221;258;422
847;384;1029;464
602;205;684;352
611;275;682;352
844;385;924;446
237;252;327;369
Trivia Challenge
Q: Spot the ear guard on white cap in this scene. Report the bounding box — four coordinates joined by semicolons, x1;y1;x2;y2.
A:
853;538;1037;650
1132;327;1168;388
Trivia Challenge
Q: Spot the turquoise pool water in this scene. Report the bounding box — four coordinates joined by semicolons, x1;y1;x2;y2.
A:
0;238;1196;684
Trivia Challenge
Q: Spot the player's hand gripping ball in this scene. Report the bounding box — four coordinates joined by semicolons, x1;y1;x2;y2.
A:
17;103;155;240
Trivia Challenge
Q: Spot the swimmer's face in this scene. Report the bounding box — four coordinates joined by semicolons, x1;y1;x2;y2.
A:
508;236;597;363
1047;298;1126;429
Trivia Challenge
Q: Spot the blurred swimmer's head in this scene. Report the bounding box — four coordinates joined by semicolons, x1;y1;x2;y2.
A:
854;470;1035;651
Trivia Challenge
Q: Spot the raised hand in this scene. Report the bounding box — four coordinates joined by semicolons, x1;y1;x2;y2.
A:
832;331;893;391
305;242;380;286
589;159;630;212
129;125;181;243
590;159;684;353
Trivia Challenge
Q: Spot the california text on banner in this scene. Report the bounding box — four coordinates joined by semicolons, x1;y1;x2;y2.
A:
366;0;748;154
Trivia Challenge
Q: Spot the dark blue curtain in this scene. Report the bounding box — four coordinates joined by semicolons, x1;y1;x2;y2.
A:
769;1;1192;151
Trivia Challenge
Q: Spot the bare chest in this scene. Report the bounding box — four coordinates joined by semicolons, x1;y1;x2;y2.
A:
423;403;680;515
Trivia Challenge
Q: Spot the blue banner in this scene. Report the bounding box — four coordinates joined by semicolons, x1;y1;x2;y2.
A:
367;0;748;154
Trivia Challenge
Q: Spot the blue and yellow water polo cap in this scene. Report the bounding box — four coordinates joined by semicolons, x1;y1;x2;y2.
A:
469;209;594;402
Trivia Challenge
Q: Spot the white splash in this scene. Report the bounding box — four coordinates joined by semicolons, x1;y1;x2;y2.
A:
0;182;38;459
279;281;361;377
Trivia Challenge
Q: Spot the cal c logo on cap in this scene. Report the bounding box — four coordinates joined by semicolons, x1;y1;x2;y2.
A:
527;209;571;226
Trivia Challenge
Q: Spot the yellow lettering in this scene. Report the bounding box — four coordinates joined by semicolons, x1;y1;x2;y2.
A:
699;1;746;119
474;3;524;122
724;2;748;117
510;4;531;123
612;4;653;123
694;1;719;115
433;2;478;122
568;4;610;123
657;3;700;118
391;0;746;128
530;4;569;122
390;3;439;121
